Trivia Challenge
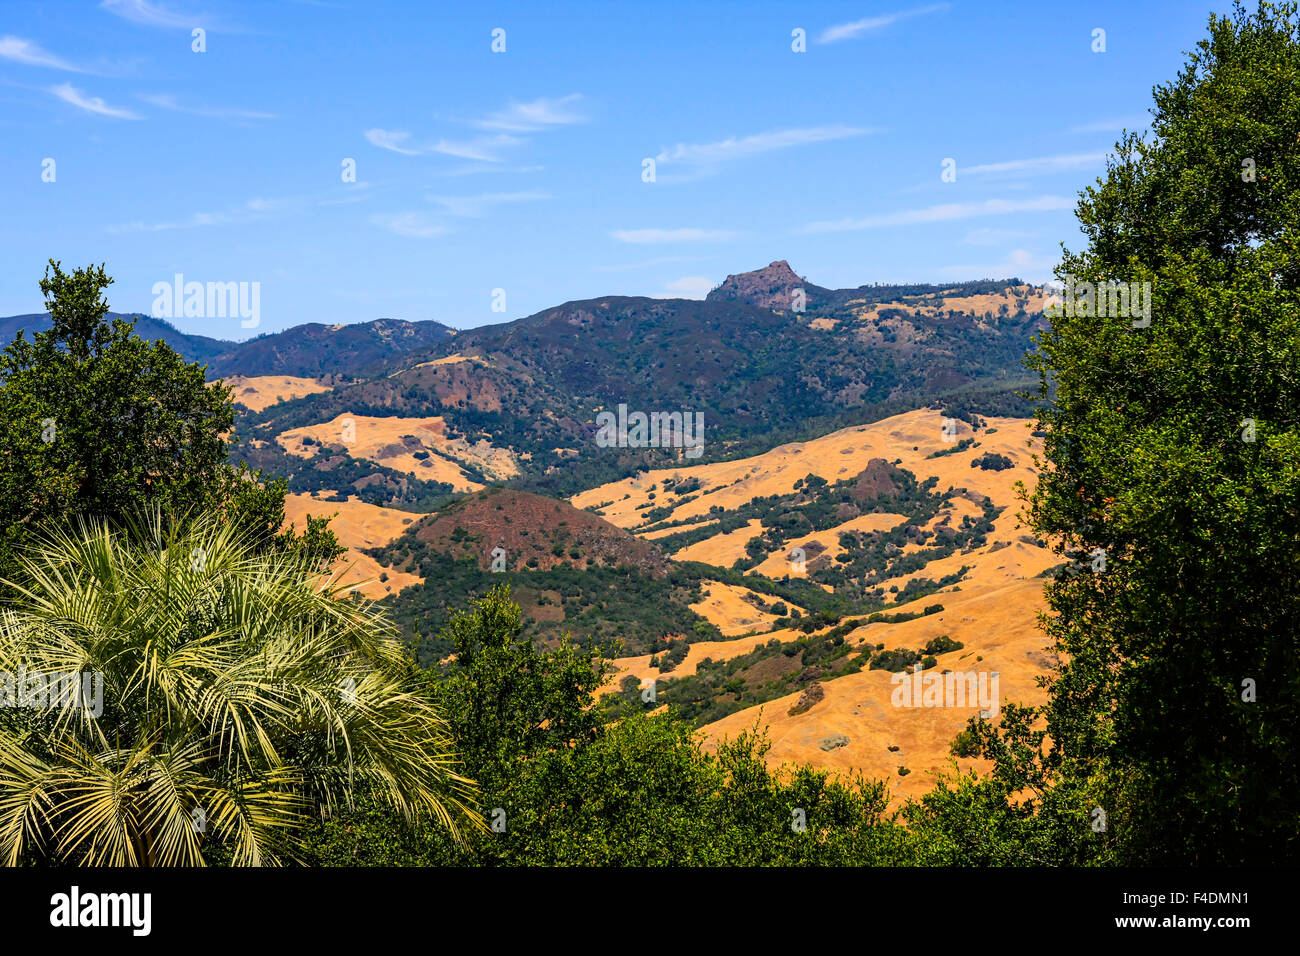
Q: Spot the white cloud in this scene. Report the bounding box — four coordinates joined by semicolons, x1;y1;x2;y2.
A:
49;83;141;119
139;93;274;120
105;197;289;232
430;163;546;178
476;94;586;132
317;182;375;206
960;153;1106;178
611;228;738;244
801;196;1074;233
365;128;522;162
427;191;548;216
937;248;1059;281
245;196;296;213
0;36;91;72
365;129;419;155
656;125;872;167
652;276;714;299
817;4;949;44
963;227;1036;246
100;0;203;29
371;212;446;238
430;134;521;162
1067;115;1149;134
364;95;581;163
593;256;707;272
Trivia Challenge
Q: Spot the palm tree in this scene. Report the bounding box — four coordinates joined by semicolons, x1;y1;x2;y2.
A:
0;512;480;865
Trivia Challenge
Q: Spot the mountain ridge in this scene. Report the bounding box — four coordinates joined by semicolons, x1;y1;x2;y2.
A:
0;311;456;379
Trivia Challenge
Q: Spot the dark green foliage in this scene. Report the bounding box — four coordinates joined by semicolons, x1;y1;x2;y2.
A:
650;636;689;673
960;2;1300;866
926;437;975;459
971;452;1013;471
0;261;341;580
869;647;921;671
379;550;718;663
904;703;1113;865
923;634;964;655
297;585;920;866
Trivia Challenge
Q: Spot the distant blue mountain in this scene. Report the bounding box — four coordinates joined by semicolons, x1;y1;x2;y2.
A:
0;313;455;378
0;312;232;365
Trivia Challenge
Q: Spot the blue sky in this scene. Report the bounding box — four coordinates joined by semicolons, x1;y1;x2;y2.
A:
1;0;1233;338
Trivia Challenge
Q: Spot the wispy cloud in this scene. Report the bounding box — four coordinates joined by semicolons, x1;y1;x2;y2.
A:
800;196;1074;233
593;255;709;272
655;125;872;169
651;276;714;299
960;153;1106;178
430;163;546;178
365;127;523;162
106;188;372;232
100;0;207;29
937;248;1059;281
364;94;582;163
370;212;446;238
475;94;586;132
107;214;214;233
318;182;375;206
49;83;141;119
139;93;275;120
611;228;738;244
817;4;949;44
1067;115;1149;134
364;129;419;155
0;36;94;73
430;134;521;162
427;191;548;217
106;197;286;232
963;227;1036;246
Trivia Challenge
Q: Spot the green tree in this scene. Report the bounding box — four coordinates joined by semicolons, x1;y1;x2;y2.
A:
300;586;917;866
433;583;611;782
903;703;1113;866
0;261;343;580
1017;0;1300;863
0;512;479;866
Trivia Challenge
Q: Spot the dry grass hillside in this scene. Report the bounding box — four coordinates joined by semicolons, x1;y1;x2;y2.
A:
571;407;1035;537
296;403;1056;800
276;413;520;491
282;491;422;598
219;374;331;412
696;575;1054;802
572;408;1058;800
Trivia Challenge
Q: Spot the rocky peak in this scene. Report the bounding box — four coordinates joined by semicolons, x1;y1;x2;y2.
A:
706;260;808;310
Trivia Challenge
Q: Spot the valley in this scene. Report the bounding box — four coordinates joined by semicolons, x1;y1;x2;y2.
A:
252;353;1059;800
11;260;1059;801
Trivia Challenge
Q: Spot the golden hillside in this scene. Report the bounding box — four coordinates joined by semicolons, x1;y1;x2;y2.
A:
573;408;1057;800
282;492;422;599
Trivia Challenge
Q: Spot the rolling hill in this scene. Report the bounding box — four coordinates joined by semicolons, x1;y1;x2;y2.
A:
11;259;1059;797
233;263;1051;506
0;312;457;380
365;487;719;663
0;312;231;365
204;318;456;378
578;407;1058;800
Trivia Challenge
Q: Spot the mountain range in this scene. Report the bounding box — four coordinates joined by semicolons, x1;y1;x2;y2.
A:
1;259;1059;795
0;312;456;378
